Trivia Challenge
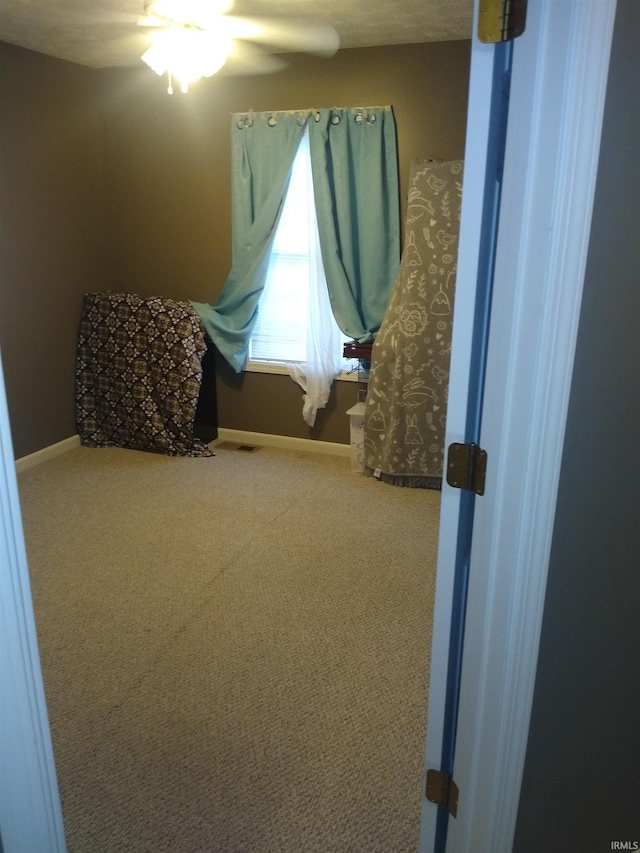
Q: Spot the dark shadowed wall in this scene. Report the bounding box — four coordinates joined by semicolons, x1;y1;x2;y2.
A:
0;43;109;459
99;41;471;444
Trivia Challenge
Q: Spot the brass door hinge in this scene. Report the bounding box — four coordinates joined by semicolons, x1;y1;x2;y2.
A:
446;442;487;496
426;769;459;818
478;0;527;43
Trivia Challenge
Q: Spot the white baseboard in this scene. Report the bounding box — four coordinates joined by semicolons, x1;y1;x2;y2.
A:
14;430;350;474
15;435;81;474
216;428;351;458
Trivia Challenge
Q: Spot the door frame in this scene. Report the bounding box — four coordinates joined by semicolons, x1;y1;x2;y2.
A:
0;348;66;852
420;1;617;851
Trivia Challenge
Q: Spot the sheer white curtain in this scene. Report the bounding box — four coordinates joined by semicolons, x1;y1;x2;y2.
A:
286;130;342;427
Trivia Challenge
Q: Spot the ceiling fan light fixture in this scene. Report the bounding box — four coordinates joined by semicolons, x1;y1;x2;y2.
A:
141;25;231;92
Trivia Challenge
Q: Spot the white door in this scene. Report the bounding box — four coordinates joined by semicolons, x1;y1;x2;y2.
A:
419;1;617;851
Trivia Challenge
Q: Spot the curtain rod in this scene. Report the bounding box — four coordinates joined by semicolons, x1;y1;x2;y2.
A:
233;105;392;117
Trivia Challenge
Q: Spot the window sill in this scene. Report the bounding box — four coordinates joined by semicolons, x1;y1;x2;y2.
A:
245;361;361;382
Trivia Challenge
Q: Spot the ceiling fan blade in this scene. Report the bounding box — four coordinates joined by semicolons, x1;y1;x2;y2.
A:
137;14;167;28
142;0;233;28
221;40;289;76
225;16;340;57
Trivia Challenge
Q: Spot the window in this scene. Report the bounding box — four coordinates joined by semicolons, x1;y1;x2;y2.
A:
247;129;357;377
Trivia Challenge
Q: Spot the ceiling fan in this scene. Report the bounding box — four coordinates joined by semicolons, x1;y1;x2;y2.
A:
136;0;340;92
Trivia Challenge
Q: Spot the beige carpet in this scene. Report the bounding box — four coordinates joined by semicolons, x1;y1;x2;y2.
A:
17;441;440;853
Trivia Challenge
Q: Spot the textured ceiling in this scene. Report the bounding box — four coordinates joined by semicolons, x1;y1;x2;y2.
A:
0;0;473;70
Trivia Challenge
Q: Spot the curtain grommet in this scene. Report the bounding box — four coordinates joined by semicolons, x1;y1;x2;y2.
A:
331;114;341;125
267;116;277;127
354;112;364;125
297;114;306;126
367;113;377;124
314;111;321;122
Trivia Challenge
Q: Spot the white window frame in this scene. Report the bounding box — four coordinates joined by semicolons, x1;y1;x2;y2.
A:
245;129;360;382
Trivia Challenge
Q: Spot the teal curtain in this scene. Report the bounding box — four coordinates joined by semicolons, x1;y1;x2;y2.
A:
309;107;400;342
192;107;400;370
192;113;306;371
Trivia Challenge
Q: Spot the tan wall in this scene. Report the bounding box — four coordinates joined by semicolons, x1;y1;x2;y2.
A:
100;41;471;444
0;39;470;457
0;42;110;459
